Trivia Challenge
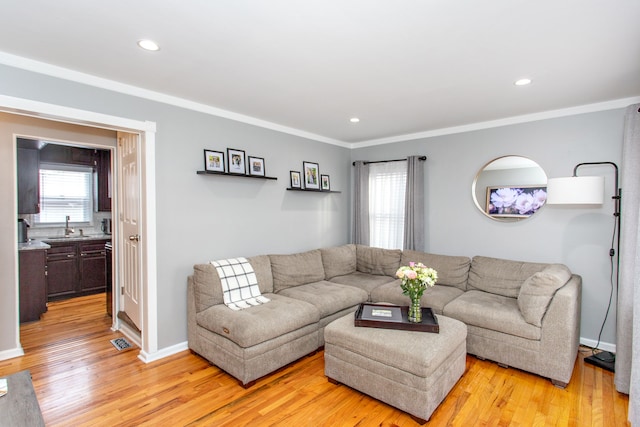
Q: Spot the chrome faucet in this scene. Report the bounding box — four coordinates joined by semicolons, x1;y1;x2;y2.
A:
64;215;74;237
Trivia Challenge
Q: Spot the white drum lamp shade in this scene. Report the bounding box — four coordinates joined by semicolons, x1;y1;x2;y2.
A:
546;176;605;205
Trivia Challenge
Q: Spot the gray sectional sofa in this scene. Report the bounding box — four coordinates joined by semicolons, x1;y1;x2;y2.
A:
187;244;581;388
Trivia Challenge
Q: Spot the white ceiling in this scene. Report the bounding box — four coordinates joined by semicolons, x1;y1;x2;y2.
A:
1;1;639;145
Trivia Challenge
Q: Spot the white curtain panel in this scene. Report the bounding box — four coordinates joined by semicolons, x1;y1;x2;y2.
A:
369;161;407;249
615;103;640;425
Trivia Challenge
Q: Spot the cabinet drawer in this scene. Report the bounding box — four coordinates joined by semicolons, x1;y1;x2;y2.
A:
79;241;109;254
46;243;76;256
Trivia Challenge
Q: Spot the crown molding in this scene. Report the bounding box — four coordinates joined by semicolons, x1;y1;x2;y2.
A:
1;51;637;150
0;51;348;148
351;96;640;149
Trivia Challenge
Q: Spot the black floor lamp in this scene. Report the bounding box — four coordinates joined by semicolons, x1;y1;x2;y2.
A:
546;161;621;372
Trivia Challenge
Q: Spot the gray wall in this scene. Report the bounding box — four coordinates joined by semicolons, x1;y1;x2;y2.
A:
0;64;351;353
352;109;626;347
0;61;627;354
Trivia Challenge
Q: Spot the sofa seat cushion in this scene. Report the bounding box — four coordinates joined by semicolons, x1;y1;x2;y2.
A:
356;245;402;276
196;293;320;348
321;244;357;279
329;272;397;298
443;290;541;340
400;251;471;291
467;256;548;298
371;282;464;315
277;281;368;318
269;249;325;292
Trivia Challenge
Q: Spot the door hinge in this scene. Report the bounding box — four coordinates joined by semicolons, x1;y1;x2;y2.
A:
121;287;124;295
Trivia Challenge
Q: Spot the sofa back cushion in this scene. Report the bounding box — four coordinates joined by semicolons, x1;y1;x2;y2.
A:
356;245;402;277
518;264;572;326
270;249;325;292
192;255;273;313
321;244;357;279
467;256;548;298
400;250;471;291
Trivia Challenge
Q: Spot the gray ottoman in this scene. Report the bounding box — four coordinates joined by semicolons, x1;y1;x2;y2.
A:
324;312;467;424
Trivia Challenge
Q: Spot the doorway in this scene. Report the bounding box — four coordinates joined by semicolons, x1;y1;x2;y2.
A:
1;95;158;361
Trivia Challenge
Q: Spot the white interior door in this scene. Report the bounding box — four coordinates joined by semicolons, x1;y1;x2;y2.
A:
118;131;142;330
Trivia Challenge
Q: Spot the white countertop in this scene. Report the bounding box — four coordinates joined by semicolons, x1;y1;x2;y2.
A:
18;241;50;251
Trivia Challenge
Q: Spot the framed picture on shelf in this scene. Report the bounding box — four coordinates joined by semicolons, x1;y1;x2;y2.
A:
303;161;320;190
290;170;302;189
227;148;246;175
485;185;547;218
248;156;265;176
321;174;330;191
204;149;225;173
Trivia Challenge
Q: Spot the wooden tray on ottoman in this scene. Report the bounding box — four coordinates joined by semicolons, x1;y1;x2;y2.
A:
354;303;439;333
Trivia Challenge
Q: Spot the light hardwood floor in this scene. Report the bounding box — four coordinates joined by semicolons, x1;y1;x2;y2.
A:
0;294;630;426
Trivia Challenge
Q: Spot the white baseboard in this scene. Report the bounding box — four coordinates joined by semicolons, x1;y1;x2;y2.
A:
138;341;189;364
0;346;24;361
580;337;616;353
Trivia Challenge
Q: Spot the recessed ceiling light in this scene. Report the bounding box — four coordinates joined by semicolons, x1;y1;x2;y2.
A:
350;117;360;123
137;39;160;51
515;78;532;86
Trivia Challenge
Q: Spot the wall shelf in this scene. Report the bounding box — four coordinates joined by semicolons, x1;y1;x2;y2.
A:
286;188;341;194
196;170;277;180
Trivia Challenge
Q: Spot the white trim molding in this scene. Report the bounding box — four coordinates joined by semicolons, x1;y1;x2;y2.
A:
580;337;616;354
0;94;160;363
0;347;24;361
139;341;189;364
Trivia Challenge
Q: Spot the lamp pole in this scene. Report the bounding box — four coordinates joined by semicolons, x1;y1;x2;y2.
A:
574;161;621;372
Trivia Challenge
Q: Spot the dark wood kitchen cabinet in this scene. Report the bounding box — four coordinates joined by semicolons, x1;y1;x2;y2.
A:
96;149;112;212
19;249;48;323
79;241;108;293
46;242;78;300
46;238;110;300
17;146;40;214
39;144;96;167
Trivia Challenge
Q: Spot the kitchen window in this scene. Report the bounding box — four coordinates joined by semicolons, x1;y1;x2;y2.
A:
35;163;94;224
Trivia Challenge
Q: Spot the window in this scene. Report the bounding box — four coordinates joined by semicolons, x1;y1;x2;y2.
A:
368;162;407;249
35;164;94;224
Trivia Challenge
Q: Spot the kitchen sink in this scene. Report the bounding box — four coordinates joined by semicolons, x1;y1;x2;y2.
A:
43;235;110;241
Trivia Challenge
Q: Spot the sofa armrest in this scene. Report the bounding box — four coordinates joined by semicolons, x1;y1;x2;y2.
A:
539;274;582;384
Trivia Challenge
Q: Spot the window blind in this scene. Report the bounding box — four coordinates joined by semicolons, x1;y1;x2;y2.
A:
36;164;93;224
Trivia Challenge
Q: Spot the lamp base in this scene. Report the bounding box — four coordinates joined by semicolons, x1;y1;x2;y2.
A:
585;351;615;372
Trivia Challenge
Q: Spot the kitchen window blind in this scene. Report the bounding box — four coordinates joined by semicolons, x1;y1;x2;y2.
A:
35;164;93;224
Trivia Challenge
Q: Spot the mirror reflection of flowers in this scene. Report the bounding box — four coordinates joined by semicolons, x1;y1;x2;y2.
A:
396;262;438;300
489;187;547;216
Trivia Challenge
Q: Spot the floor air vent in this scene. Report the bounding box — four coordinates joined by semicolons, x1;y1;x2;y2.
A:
110;337;133;351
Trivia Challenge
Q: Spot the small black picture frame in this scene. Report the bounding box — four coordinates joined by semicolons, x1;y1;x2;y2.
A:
290;170;302;188
227;148;246;175
321;174;330;191
204;149;225;173
248;156;265;176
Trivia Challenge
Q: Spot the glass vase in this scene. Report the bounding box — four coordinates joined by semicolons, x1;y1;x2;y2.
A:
408;294;422;323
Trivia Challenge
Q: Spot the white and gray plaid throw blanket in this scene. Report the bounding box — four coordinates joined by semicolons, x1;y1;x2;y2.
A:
211;257;270;310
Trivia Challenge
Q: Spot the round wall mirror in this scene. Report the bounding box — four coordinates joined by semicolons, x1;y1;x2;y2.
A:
472;155;548;222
